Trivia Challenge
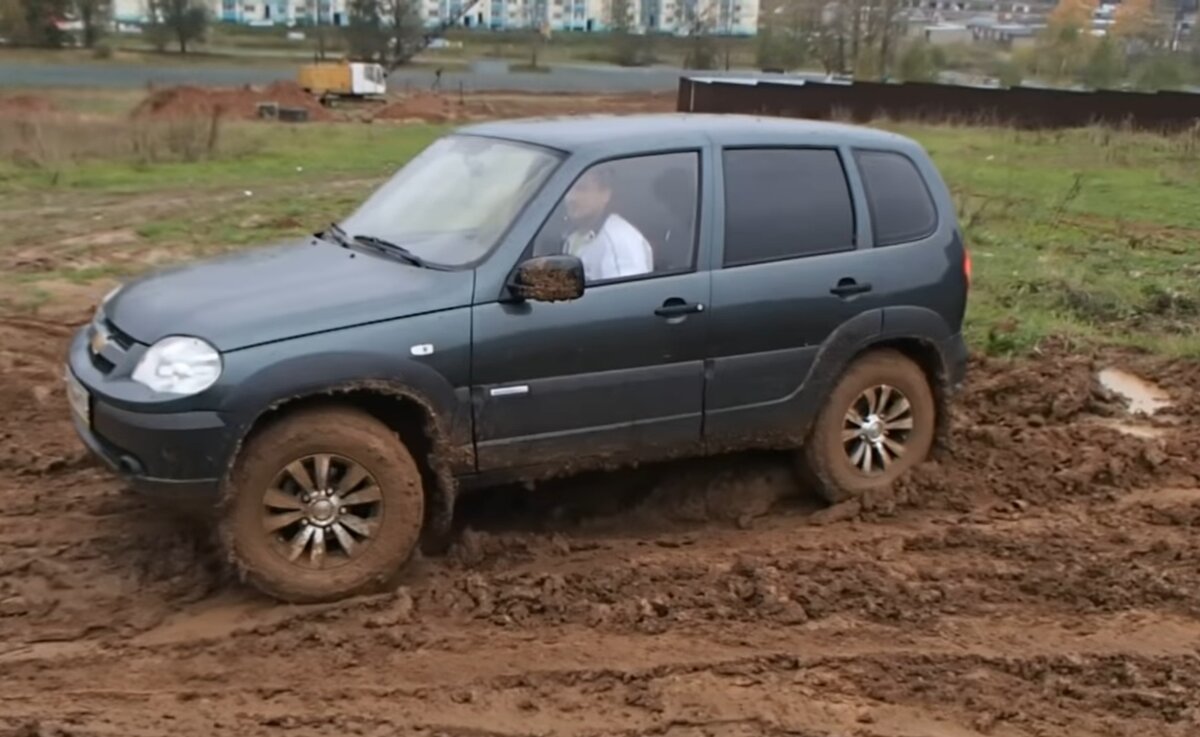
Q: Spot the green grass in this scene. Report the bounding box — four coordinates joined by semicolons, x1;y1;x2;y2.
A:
0;122;445;195
886;122;1200;357
1;112;1197;357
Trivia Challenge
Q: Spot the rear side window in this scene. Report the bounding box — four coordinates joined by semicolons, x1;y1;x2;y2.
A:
855;150;938;246
722;148;855;267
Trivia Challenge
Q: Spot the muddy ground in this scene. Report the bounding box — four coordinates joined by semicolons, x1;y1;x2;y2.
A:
2;308;1200;736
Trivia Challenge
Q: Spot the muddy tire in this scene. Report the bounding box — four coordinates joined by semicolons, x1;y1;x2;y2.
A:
221;406;424;603
799;349;936;504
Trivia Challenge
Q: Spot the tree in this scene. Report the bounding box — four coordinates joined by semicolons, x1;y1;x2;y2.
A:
1111;0;1157;41
680;0;718;70
756;0;819;71
896;41;938;82
1081;36;1122;88
1;0;71;46
1132;52;1186;90
1034;0;1099;80
147;0;208;53
522;0;548;69
345;0;388;61
74;0;110;48
384;0;423;64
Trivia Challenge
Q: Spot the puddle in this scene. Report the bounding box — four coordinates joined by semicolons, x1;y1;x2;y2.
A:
1097;368;1172;416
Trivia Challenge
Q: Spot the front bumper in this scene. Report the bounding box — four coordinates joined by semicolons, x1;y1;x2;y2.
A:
67;325;231;511
70;400;226;509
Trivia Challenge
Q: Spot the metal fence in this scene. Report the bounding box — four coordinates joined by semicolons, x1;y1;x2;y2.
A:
676;77;1200;131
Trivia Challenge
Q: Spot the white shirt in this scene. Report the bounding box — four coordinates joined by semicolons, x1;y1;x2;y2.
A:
565;214;653;282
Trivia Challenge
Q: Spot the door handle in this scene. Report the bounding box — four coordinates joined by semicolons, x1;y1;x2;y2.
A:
655;299;705;318
830;279;873;298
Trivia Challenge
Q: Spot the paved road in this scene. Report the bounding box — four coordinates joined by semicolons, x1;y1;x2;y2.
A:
0;59;807;93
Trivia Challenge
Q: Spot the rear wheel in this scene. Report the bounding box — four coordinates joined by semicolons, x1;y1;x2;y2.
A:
221;406;424;603
799;350;936;504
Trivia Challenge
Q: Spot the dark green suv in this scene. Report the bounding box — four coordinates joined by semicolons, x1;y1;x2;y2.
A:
67;114;970;602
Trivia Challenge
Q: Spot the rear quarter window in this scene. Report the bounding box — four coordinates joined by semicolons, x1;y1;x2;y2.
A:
855;150;939;247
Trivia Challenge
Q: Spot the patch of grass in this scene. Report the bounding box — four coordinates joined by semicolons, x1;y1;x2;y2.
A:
0;121;445;194
887;122;1200;357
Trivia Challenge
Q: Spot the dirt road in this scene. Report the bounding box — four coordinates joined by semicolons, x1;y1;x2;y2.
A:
2;312;1199;736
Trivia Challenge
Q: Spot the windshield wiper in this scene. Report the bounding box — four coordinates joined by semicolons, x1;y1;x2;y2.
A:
352;234;444;270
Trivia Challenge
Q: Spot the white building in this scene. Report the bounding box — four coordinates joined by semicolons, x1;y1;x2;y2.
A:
114;0;756;33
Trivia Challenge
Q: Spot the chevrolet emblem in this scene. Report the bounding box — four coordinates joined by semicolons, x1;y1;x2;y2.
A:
89;327;109;355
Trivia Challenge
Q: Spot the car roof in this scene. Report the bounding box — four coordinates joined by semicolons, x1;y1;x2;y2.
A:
456;113;916;154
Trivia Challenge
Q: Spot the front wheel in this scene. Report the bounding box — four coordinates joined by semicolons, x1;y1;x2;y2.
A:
799;349;936;504
221;406;425;603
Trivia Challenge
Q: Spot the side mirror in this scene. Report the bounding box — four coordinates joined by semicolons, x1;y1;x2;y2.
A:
510;255;585;303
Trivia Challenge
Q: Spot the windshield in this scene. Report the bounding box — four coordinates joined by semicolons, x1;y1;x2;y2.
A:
339;135;561;267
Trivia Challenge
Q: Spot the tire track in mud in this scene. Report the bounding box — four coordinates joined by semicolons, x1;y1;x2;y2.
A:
2;320;1200;736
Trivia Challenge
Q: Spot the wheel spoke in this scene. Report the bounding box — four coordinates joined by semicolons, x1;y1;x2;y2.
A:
841;428;861;443
860;443;873;473
877;385;893;418
339;513;375;538
883;436;906;460
287;524;316;561
849;440;867;468
331;522;358;557
310;527;327;567
861;388;879;415
885;416;915;431
263;510;306;533
341;485;382;507
285;460;316;494
884;397;911;421
336;463;370;495
845;407;865;427
314;454;332;491
877;441;892;469
264;488;304;511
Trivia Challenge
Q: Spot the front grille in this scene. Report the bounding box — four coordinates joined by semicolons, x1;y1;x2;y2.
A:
103;319;135;350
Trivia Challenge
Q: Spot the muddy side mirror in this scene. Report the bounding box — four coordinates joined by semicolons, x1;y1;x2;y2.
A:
509;255;585;303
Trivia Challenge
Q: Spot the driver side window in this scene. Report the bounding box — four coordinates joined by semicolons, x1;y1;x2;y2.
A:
531;152;700;285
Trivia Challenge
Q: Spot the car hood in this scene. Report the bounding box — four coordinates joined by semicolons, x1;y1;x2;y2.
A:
106;238;476;351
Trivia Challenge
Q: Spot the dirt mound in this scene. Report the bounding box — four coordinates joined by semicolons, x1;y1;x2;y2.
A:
132;82;331;122
0;94;57;117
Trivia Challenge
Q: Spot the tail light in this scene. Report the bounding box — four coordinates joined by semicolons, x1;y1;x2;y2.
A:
963;247;973;288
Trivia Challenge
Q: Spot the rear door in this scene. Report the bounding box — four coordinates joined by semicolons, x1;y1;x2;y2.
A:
704;145;880;442
471;150;711;472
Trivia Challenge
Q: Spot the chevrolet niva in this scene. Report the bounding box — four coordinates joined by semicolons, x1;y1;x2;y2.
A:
66;114;970;602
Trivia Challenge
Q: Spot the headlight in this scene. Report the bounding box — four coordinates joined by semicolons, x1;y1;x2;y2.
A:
132;336;222;396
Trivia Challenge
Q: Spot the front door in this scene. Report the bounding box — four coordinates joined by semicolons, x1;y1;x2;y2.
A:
471;150;708;472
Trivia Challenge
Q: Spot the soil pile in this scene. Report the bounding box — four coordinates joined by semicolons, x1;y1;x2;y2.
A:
131;82;331;122
0;94;58;117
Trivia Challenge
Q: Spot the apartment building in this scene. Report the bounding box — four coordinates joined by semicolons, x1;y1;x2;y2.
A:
114;0;757;32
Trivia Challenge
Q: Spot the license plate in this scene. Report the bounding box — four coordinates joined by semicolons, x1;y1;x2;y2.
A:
65;370;90;427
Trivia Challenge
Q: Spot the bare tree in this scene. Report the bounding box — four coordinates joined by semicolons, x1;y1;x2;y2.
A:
75;0;110;48
146;0;208;54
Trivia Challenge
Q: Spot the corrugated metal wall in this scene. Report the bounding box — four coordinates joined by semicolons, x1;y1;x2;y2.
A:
676;77;1200;131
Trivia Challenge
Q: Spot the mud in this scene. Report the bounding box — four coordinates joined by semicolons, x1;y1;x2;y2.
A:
1;316;1199;736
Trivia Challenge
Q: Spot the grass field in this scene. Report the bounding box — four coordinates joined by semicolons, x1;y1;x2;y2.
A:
1;103;1197;357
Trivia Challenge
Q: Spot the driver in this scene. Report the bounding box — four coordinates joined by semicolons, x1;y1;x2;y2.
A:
562;166;653;282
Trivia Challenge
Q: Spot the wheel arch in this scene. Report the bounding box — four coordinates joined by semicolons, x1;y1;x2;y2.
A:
221;381;461;547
